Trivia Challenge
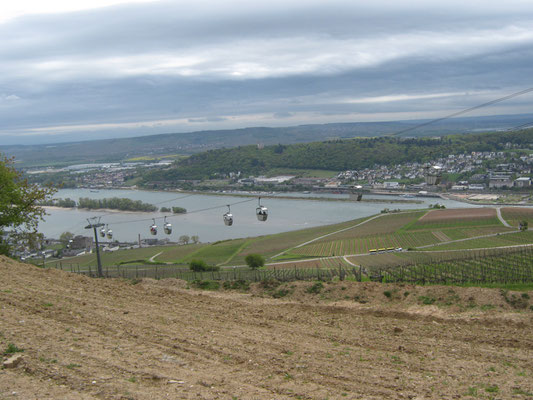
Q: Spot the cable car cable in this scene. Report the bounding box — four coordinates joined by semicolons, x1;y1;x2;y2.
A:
389;87;533;137
104;197;256;226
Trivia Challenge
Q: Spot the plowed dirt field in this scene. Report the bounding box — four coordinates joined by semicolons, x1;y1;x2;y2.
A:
1;256;532;399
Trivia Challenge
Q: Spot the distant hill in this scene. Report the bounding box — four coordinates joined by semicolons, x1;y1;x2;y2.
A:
2;113;533;168
141;129;533;183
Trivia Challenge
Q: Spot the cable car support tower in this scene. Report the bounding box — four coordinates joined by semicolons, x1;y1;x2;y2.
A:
85;217;104;277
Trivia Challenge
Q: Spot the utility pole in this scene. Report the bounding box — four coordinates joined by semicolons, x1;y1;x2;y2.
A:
85;217;104;278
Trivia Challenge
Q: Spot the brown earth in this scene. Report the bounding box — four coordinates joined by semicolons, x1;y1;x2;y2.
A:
1;255;533;399
419;208;496;222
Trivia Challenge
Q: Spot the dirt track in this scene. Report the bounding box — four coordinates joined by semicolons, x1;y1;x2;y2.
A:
1;256;532;399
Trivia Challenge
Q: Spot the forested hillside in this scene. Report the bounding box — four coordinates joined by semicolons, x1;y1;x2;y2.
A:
142;129;533;181
4;114;533;168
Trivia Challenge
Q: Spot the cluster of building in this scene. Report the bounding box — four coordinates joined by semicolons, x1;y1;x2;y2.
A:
15;234;171;261
333;149;533;191
28;161;173;189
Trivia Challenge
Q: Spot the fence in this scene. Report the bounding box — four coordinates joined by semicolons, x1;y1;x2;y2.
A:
370;247;533;284
52;245;533;285
52;262;365;282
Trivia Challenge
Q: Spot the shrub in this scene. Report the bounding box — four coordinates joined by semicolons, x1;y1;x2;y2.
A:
418;296;436;305
189;259;219;272
245;254;265;269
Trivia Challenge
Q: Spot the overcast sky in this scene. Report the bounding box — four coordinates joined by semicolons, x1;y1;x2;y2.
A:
1;0;533;145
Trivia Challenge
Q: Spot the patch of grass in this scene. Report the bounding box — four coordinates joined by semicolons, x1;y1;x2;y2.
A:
383;290;392;298
127;376;137;383
4;343;24;355
306;282;324;294
42;302;53;307
353;295;368;304
272;288;290;298
418;296;436;305
501;289;530;309
66;363;81;369
390;355;404;364
485;385;499;393
39;356;57;364
513;388;533;396
465;387;478;396
191;280;220;291
259;279;281;289
222;280;250;291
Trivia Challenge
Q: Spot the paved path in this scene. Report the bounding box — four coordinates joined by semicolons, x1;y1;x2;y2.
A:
496;207;512;227
148;251;163;262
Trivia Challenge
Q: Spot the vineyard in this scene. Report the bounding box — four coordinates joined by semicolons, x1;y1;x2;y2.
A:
291;231;440;257
267;257;354;270
421;230;533;251
285;208;516;258
368;247;533;285
501;207;533;228
313;211;425;242
413;207;497;226
64;262;363;282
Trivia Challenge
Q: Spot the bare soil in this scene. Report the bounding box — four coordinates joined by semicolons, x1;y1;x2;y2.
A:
1;255;533;399
419;208;496;222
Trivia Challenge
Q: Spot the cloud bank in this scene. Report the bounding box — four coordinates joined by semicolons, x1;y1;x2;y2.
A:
1;0;533;144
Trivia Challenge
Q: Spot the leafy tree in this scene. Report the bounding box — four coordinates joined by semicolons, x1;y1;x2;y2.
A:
172;206;187;214
59;231;74;246
191;235;200;244
245;253;265;269
0;155;56;256
160;206;171;212
179;235;190;245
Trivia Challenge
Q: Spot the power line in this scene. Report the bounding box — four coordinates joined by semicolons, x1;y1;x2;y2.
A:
390;87;533;137
509;121;533;131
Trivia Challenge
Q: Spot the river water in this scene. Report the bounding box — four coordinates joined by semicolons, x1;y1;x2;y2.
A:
38;189;480;243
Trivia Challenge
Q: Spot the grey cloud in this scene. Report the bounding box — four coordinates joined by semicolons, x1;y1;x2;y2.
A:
1;0;533;144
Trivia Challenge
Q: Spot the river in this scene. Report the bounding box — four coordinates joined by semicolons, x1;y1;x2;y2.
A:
38;189;480;243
